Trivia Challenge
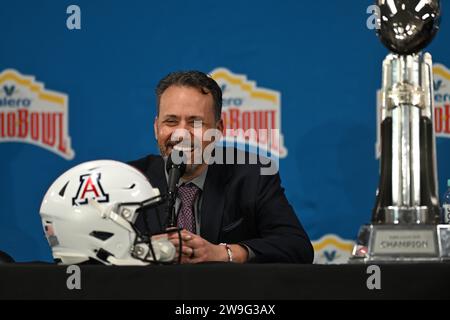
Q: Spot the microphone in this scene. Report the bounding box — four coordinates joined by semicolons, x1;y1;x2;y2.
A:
165;150;187;228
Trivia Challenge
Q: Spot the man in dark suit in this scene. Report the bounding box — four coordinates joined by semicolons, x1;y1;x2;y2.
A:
129;71;313;264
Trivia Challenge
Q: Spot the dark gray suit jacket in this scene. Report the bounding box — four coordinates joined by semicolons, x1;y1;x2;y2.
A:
128;150;314;263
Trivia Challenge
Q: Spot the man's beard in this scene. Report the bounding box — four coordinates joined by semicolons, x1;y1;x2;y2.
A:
159;142;203;177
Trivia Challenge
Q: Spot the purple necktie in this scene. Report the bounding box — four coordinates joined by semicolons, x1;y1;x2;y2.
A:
177;183;200;233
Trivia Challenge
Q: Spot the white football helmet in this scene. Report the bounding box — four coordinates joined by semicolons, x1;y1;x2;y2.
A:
39;160;175;265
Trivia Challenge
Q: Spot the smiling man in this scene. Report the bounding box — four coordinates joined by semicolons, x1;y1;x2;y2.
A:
129;70;313;264
154;77;221;181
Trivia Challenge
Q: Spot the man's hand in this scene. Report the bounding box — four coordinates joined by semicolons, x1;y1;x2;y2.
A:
167;229;248;264
167;229;227;263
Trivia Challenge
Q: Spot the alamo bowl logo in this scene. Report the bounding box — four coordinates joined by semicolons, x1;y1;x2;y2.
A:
0;69;74;159
433;64;450;138
312;234;355;264
210;68;287;158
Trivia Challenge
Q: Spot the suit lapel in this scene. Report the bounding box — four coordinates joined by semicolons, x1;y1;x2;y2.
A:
200;162;231;243
145;156;169;229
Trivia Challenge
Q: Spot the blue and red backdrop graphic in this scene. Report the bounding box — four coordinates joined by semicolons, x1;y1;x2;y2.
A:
1;0;450;262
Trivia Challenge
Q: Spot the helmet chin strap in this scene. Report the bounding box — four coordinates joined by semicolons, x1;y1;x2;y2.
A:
106;255;148;266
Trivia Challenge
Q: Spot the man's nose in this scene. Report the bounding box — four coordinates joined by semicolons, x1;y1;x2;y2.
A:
176;120;190;131
170;125;193;142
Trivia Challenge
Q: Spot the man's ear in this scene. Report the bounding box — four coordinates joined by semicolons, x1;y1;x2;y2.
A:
153;117;158;140
216;119;224;135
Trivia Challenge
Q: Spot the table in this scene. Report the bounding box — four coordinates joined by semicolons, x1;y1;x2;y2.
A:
1;263;449;300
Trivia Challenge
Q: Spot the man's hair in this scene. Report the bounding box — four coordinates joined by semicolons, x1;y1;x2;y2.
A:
155;70;223;121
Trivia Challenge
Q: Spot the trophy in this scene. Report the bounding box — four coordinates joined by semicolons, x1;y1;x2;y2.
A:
351;0;450;262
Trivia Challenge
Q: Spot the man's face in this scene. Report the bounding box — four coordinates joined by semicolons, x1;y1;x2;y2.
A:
154;85;223;175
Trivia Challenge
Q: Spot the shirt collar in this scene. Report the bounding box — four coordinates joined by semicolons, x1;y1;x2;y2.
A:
179;166;208;191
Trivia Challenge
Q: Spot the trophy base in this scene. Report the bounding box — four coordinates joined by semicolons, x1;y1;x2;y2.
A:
349;224;450;263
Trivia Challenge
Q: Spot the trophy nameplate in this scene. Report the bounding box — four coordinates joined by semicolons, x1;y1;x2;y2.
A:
352;224;450;262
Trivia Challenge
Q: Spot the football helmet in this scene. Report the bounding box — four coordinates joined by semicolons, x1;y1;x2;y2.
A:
39;160;175;265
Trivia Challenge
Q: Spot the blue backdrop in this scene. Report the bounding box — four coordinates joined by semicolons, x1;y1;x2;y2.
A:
1;0;449;262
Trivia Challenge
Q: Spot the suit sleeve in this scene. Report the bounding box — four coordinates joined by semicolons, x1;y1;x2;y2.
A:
239;171;314;263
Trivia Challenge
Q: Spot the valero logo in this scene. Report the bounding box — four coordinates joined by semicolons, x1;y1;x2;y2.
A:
0;69;74;159
210;68;287;158
433;64;450;138
312;234;355;264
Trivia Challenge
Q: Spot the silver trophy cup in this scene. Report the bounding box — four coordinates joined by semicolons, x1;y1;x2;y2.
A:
351;0;450;262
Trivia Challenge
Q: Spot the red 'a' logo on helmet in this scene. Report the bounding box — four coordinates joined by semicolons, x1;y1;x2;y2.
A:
72;173;109;206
